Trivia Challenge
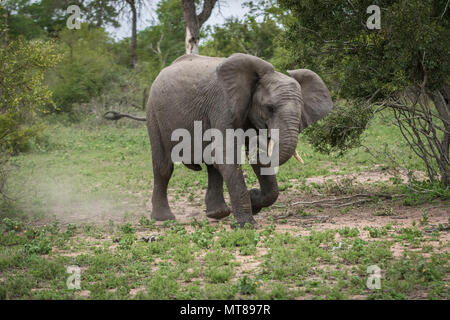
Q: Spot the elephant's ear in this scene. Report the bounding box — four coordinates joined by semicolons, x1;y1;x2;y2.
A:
217;53;274;125
287;69;333;132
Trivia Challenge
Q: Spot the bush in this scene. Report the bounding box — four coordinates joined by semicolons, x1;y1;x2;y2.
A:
304;101;373;154
0;38;61;199
0;38;61;154
48;25;120;115
280;0;450;185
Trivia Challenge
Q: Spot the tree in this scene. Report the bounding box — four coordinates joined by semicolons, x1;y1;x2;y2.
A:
1;0;121;41
49;24;119;114
202;16;281;61
279;0;450;186
85;0;120;28
138;0;185;69
181;0;217;54
124;0;138;68
113;0;149;68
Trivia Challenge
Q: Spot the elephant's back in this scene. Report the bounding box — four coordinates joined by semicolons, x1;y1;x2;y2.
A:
146;54;226;139
171;54;224;66
157;54;224;85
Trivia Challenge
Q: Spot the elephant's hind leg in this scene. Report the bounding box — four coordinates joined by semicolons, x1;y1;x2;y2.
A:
151;160;175;221
148;120;175;221
205;165;231;219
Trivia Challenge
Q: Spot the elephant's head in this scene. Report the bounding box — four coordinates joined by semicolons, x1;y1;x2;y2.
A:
217;53;333;166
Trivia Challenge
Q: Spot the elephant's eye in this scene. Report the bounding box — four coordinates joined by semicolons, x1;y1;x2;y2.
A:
266;105;275;114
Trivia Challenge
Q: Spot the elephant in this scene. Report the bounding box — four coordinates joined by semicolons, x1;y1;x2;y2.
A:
106;53;333;228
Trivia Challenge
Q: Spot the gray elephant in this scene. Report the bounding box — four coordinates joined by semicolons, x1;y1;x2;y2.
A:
106;53;333;227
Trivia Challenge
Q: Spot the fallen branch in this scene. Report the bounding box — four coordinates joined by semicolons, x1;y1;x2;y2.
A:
333;198;373;208
273;211;293;220
276;193;405;209
290;193;398;207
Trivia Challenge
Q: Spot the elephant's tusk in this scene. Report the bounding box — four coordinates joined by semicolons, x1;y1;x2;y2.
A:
294;150;304;164
268;139;275;158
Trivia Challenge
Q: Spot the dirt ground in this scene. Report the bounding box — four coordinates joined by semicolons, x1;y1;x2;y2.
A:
40;169;449;238
146;171;449;251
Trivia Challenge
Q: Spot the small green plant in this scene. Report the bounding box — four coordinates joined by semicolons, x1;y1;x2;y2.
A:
297;209;313;217
23;238;52;255
339;207;351;215
236;276;258;295
45;220;60;235
138;216;154;228
364;226;387;238
119;222;136;234
374;207;395;216
1;218;25;232
419;209;429;226
64;224;77;237
337;227;359;237
190;229;215;249
205;266;234;283
118;234;135;250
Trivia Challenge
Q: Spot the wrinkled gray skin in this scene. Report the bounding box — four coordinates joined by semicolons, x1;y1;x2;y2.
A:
147;53;333;227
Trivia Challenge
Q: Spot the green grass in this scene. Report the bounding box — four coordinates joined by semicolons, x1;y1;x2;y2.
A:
0;217;448;299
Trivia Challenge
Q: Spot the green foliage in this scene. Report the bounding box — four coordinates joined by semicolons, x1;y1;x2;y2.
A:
337;227;360;238
137;0;185;69
364;225;391;238
304;101;374;154
236;275;258;295
2;0;120;40
0;218;25;233
23;238;52;255
279;0;450;168
0;38;61;154
401;180;450;205
280;0;449;95
204;250;235;283
48;25;120;114
119;222;136;234
202;16;281;61
217;228;260;255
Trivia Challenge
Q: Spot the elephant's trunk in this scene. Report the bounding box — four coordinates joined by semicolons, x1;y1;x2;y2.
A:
271;112;301;166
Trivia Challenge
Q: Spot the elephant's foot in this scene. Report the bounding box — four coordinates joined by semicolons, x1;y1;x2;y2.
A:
206;203;231;220
249;188;278;215
151;208;175;221
232;214;258;229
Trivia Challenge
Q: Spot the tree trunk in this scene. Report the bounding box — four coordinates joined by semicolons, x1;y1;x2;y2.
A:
126;0;138;68
430;86;450;187
181;0;200;54
4;8;8;47
181;0;217;54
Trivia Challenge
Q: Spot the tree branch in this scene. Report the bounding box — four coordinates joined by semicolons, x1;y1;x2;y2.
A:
197;0;217;27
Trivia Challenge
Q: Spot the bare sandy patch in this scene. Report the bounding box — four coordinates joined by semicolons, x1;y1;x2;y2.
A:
305;167;427;185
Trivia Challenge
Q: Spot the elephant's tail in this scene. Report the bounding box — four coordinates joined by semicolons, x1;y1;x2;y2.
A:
103;111;146;122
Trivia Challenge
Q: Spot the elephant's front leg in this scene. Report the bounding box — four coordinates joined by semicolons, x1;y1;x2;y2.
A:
249;164;279;215
205;165;231;219
215;164;256;227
